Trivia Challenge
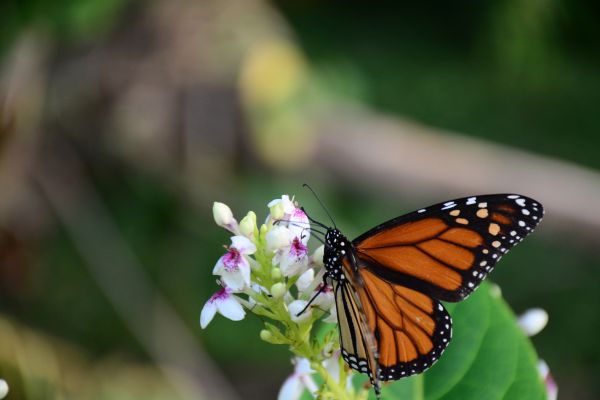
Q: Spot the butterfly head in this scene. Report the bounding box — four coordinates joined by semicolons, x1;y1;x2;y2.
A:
323;228;351;281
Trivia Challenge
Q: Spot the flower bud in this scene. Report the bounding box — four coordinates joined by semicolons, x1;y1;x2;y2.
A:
259;224;268;238
213;202;238;233
270;282;287;299
518;308;549;337
239;211;257;238
260;329;273;342
271;267;282;280
269;202;285;220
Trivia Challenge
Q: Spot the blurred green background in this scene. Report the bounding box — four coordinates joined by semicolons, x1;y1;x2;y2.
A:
1;0;599;398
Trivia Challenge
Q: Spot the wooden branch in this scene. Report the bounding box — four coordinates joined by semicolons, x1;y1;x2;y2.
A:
316;109;600;236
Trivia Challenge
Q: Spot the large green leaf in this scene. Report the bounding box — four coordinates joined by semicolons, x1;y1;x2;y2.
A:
366;283;546;399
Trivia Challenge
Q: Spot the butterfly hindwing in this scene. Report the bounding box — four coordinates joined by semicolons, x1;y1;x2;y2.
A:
359;267;451;380
352;194;544;301
333;277;382;396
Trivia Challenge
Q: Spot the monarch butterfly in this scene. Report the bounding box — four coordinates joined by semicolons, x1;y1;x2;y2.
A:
304;192;543;398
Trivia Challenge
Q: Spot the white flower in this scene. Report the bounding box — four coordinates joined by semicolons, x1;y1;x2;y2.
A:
279;237;309;277
248;283;268;306
309;245;324;268
278;358;318;400
288;300;312;323
213;236;256;290
288;207;310;244
296;268;315;293
269;195;296;220
266;225;292;251
323;351;353;391
323;303;337;323
200;286;246;328
538;360;558;400
518;308;548;337
311;283;334;310
213;202;238;234
0;379;8;400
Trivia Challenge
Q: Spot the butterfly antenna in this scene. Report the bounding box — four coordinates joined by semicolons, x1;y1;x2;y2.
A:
303;183;337;229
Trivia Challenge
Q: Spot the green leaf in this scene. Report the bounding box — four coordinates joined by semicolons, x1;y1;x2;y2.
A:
355;283;546;399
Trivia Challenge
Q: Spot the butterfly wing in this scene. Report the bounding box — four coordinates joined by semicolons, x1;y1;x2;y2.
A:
334;266;452;383
352;194;544;301
359;268;451;380
332;278;381;396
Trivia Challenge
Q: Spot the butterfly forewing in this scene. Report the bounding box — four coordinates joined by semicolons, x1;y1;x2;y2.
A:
352;194;544;301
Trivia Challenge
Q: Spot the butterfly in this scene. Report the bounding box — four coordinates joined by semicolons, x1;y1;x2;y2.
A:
305;193;543;398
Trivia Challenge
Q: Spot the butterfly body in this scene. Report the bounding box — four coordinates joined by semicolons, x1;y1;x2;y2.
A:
317;194;544;398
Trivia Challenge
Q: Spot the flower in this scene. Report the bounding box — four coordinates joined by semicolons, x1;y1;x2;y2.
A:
323;351;353;391
200;286;245;328
311;283;334;310
0;379;7;399
213;236;256;290
538;360;558;400
279;236;309;277
288;300;312;323
268;195;296;220
310;245;324;268
204;194;372;399
288;207;310;243
322;302;337;323
278;358;318;400
518;308;548;337
213;202;238;234
296;268;315;293
266;225;292;251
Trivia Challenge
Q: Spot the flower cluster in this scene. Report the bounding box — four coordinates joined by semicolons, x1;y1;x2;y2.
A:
201;196;363;400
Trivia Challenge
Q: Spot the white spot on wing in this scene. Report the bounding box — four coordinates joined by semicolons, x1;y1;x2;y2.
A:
441;201;456;210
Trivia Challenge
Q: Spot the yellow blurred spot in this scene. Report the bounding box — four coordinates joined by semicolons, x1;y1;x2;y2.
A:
238;39;316;169
239;40;307;108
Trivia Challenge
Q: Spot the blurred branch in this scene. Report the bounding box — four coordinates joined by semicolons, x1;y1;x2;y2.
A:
316;109;600;237
33;141;239;400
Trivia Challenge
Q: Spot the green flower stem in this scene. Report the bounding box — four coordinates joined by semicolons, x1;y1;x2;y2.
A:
311;361;352;400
